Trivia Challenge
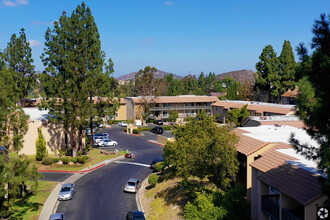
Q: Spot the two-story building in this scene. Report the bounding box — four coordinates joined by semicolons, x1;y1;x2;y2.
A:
125;95;219;121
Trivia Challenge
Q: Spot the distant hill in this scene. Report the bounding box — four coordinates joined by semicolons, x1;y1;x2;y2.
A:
216;69;255;84
115;70;182;81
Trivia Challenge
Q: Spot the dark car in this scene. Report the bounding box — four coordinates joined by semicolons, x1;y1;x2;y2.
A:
126;211;146;220
154;120;163;125
150;126;164;134
150;158;164;169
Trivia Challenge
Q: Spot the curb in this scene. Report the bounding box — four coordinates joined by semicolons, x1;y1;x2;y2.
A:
38;155;124;220
147;140;165;147
38;164;106;173
136;175;150;214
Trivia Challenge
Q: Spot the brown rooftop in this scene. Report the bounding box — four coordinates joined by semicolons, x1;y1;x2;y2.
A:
233;128;268;156
281;87;298;97
212;101;294;115
129;96;219;104
258;163;323;206
250;143;296;172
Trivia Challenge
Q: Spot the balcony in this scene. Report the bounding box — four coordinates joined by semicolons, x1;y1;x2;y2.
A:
261;195;280;220
282;208;302;220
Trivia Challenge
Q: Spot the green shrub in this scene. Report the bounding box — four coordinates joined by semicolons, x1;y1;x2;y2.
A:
42;156;53;165
184;191;227;220
61;157;69;164
77;156;87;164
77;151;82;157
154;162;165;172
148;174;159;187
58;149;65;157
82;155;89;161
53;158;59;163
35;127;48;161
69;157;77;163
133;129;140;134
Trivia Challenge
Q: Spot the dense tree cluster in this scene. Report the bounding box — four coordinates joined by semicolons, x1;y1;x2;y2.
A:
292;13;330;197
255;41;296;102
0;30;40;218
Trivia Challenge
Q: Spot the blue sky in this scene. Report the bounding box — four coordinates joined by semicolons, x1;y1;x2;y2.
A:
0;0;329;78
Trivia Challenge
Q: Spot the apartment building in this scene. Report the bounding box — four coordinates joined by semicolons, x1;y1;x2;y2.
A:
212;100;295;123
233;125;328;220
125;95;219;121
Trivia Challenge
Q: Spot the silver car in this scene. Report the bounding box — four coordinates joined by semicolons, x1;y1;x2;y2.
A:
100;139;118;147
49;213;65;220
58;183;75;201
123;178;141;193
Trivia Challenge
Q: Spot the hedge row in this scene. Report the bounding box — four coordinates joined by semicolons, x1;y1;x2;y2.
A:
41;155;89;165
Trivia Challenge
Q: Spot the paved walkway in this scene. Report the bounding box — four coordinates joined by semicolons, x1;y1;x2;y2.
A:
38;155;124;220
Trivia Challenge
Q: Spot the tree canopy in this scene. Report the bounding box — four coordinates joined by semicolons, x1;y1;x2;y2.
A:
163;111;239;189
293;13;330;197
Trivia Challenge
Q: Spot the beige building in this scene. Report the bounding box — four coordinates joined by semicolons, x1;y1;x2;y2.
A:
21;108;81;155
233;125;328;220
125;95;219;121
212;100;295;123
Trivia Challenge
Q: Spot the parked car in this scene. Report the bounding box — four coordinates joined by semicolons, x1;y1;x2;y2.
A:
126;211;146;220
150;126;164;134
100;139;118;147
123;178;141;193
150;158;164;169
49;213;65;220
58;183;75;201
154;120;163;125
118;121;128;127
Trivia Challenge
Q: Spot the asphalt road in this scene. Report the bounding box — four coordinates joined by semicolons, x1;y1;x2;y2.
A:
56;125;164;220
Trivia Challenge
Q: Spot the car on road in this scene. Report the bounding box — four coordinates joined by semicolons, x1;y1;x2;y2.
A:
118;121;128;127
49;213;65;220
99;139;118;147
150;126;164;134
154;120;163;125
58;183;75;201
126;211;146;220
123;178;141;193
150;158;164;169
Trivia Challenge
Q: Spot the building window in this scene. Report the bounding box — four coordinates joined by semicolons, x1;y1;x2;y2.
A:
163;111;168;117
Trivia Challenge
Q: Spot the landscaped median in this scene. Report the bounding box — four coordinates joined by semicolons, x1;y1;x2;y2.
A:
29;148;125;172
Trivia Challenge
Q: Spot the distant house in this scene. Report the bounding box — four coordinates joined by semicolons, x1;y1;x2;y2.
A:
281;87;298;104
212;100;295;123
242;115;305;128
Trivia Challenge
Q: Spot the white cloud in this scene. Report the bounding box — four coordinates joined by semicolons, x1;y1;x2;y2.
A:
17;0;28;5
2;0;29;7
28;39;42;47
165;1;173;6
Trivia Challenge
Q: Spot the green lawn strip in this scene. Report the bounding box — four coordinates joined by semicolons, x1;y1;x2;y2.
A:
28;149;125;171
10;181;58;220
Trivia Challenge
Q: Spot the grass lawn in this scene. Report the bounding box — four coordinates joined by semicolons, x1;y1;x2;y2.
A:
29;148;125;171
9;181;58;220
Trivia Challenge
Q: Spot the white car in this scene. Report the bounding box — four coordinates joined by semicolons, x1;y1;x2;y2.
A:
118;121;128;127
123;178;141;193
99;139;118;147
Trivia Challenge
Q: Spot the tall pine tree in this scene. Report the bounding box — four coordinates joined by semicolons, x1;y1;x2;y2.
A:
278;40;296;95
255;45;280;102
3;28;35;107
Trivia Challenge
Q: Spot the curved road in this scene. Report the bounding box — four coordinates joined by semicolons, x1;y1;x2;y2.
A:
56;126;164;220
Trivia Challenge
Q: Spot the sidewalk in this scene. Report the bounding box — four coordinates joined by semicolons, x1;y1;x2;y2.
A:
38;155;124;220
